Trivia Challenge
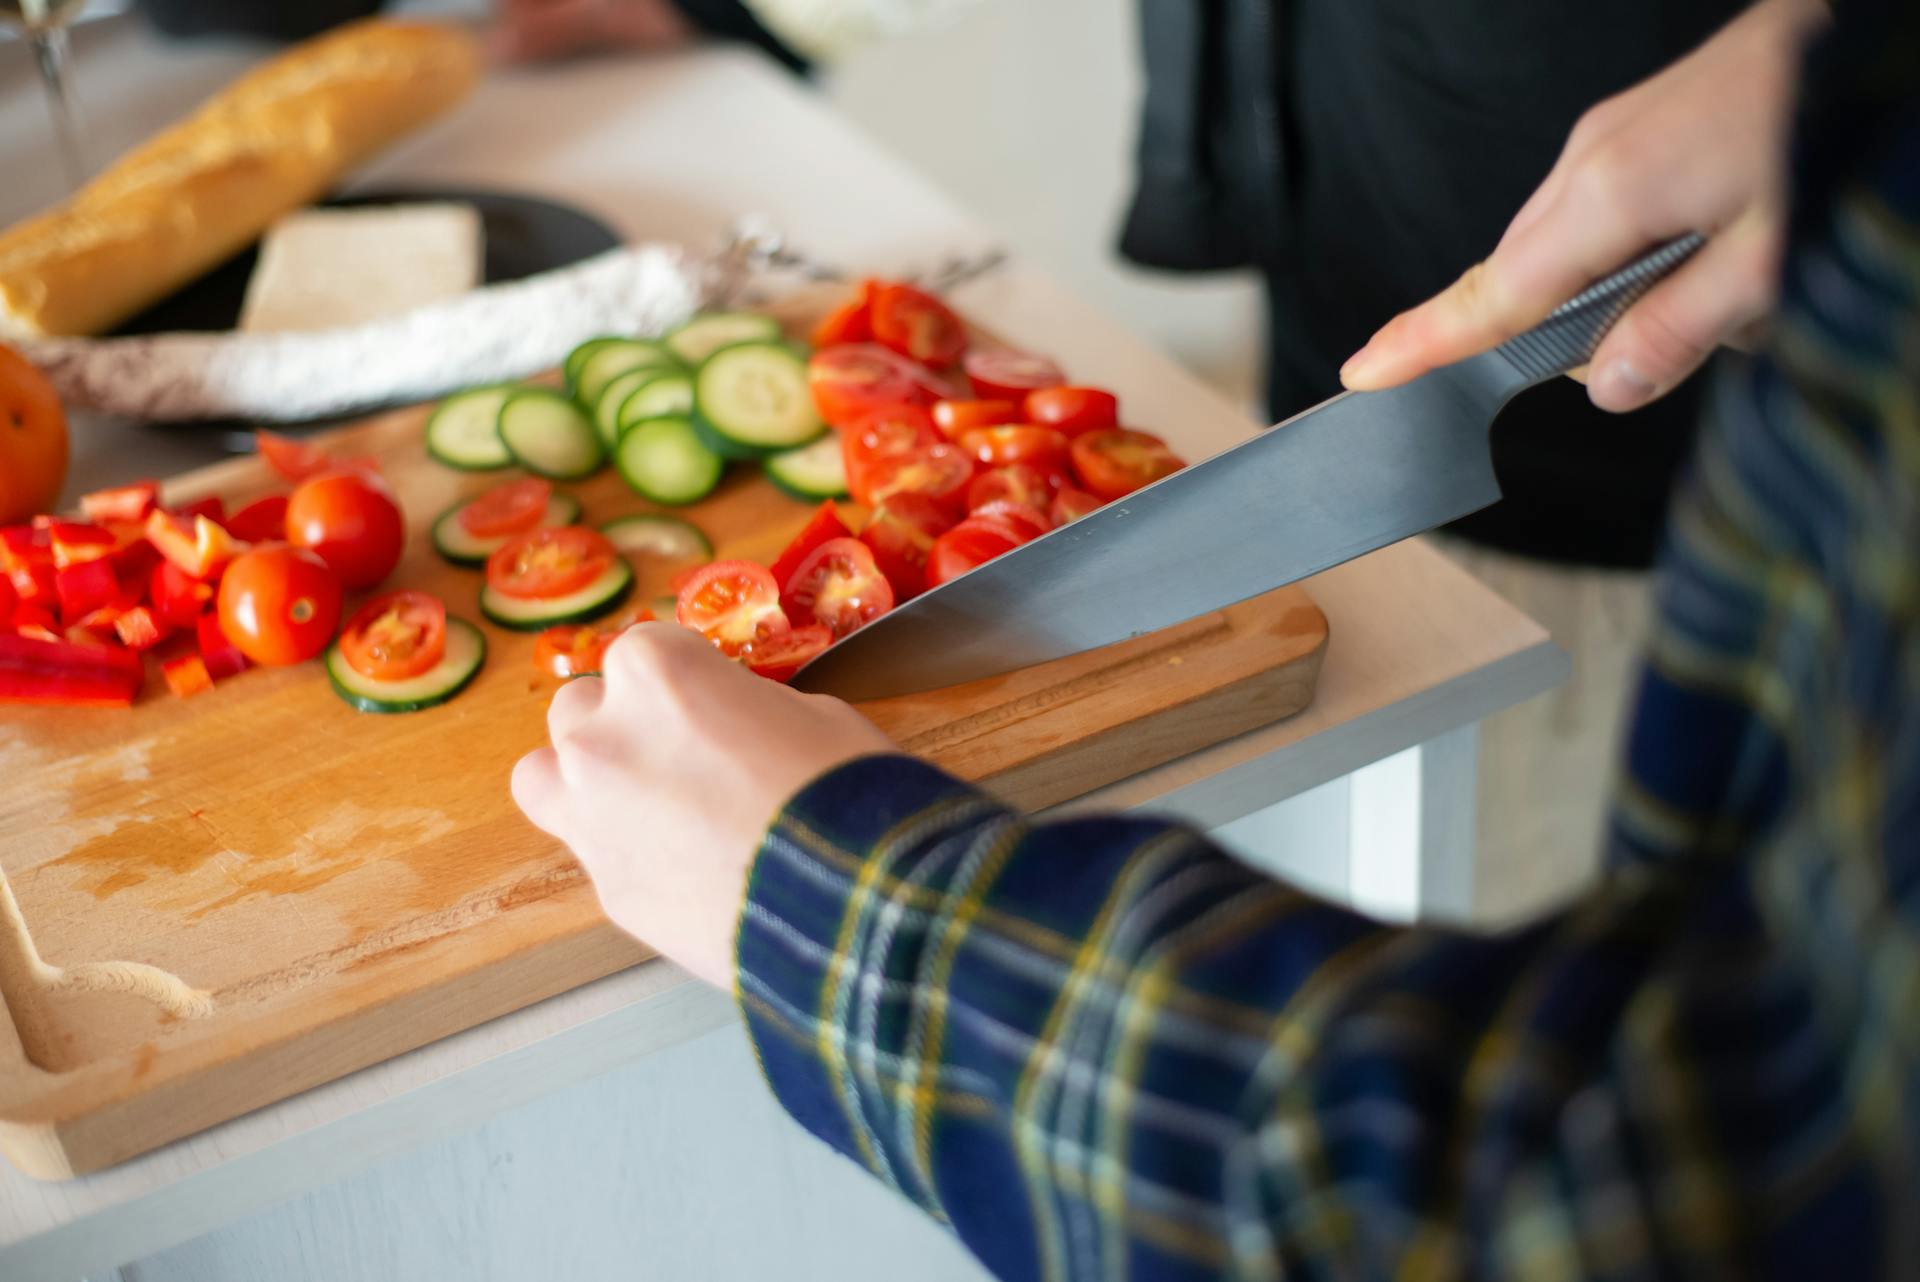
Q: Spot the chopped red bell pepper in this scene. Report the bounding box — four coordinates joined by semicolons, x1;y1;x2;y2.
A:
114;604;171;651
9;561;55;609
55;558;120;623
0;633;143;707
14;603;59;641
80;481;161;525
113;531;161;587
65;623;111;647
225;494;289;543
195;611;250;680
144;511;240;579
0;573;13;629
172;495;227;524
150;560;214;628
48;521;119;570
0;524;49;573
159;649;214;699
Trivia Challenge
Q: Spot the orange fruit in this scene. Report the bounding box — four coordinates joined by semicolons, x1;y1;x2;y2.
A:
0;344;68;524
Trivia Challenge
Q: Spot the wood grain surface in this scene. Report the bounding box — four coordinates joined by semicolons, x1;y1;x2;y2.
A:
0;299;1325;1179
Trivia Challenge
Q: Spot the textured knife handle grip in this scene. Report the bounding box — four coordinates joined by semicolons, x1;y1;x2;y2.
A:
1491;233;1706;384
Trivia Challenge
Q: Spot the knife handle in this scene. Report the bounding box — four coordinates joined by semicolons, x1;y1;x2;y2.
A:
1489;233;1707;386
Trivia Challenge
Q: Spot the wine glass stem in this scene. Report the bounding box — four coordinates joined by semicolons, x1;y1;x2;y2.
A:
31;26;90;190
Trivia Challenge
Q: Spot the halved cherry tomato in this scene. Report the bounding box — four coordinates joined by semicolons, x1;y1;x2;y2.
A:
967;463;1059;513
487;526;616;601
1051;486;1104;525
859;492;953;602
286;472;405;590
969;500;1051;542
927;516;1029;589
216;546;342;667
769;501;853;595
860;443;975;513
1070;428;1186;501
841;403;941;502
810;279;878;348
809;344;933;427
745;624;834;684
534;624;613;680
1026;386;1119;437
226;494;290;543
675;560;789;659
870;283;967;368
932;399;1021;438
780;537;895;638
339;590;447;681
957;425;1071;472
963;348;1065;402
459;478;552;538
255;430;331;482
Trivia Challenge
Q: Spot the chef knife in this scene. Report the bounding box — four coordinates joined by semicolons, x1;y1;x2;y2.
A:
793;234;1704;701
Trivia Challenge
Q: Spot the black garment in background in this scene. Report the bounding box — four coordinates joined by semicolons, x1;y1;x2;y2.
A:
1123;0;1745;567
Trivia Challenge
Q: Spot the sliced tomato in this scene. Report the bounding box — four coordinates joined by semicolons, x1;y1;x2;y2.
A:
963;348;1065;401
780;537;895;639
932;398;1021;438
255;430;332;482
534;624;614;680
80;481;160;525
226;494;290;543
841;403;940;503
1026;386;1119;437
927;516;1029;589
339;591;448;681
676;560;789;659
860;443;975;514
1051;486;1104;525
810;279;878;348
969;500;1050;541
486;526;616;601
1070;428;1186;501
859;492;953;601
768;500;853;595
870;283;967;368
809;344;933;427
745;624;834;684
459;478;553;538
967;463;1060;513
957;425;1071;472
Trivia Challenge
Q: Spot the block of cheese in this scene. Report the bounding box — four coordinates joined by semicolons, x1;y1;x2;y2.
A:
238;204;484;333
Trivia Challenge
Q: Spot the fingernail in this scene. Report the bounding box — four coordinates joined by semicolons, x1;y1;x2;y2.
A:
1591;360;1656;411
1339;341;1380;387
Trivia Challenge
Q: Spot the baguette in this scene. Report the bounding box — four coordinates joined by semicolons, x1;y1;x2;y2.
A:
0;19;482;340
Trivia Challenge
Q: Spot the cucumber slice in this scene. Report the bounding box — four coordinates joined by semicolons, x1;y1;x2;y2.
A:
692;342;825;460
592;367;660;450
426;385;516;471
480;559;635;630
601;514;714;563
665;312;781;366
498;390;605;480
764;434;849;501
432;493;583;567
615;371;694;435
564;336;623;393
614;416;724;506
574;339;679;409
327;618;486;714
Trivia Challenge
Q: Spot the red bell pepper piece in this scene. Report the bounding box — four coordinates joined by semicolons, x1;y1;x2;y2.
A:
14;603;59;641
144;511;240;579
159;649;214;699
9;561;55;609
0;524;49;573
172;495;227;524
113;604;171;651
80;481;161;525
0;572;13;629
0;633;144;707
225;494;289;543
48;521;119;569
55;558;120;623
195;611;250;680
65;623;110;647
149;560;214;629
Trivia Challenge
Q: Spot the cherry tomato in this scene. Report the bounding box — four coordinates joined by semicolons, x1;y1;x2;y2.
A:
338;590;447;681
809;344;933;427
285;472;405;590
781;537;895;639
225;494;289;543
967;463;1059;513
1070;429;1186;501
1026;386;1119;437
459;478;552;538
969;500;1051;541
962;348;1065;402
956;425;1071;472
486;526;616;600
870;283;967;368
842;404;942;504
530;606;654;680
254;430;331;483
926;516;1028;589
675;560;790;659
216;547;342;666
746;623;834;684
1051;487;1104;525
932;399;1021;438
859;492;954;601
861;443;975;514
810;279;878;348
769;501;854;597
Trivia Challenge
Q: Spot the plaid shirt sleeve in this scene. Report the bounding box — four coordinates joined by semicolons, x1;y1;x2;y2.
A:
734;9;1920;1279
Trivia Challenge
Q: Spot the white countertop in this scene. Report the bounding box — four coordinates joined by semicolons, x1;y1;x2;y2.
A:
0;26;1564;1280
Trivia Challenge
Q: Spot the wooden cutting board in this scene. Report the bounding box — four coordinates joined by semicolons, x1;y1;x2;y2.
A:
0;299;1327;1179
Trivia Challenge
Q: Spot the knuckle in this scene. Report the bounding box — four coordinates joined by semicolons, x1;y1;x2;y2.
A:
1626;301;1711;374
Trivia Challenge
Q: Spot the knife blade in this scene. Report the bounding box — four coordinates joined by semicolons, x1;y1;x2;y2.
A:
793;235;1703;701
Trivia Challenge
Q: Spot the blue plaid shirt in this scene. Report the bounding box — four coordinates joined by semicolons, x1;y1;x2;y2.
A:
735;7;1920;1278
